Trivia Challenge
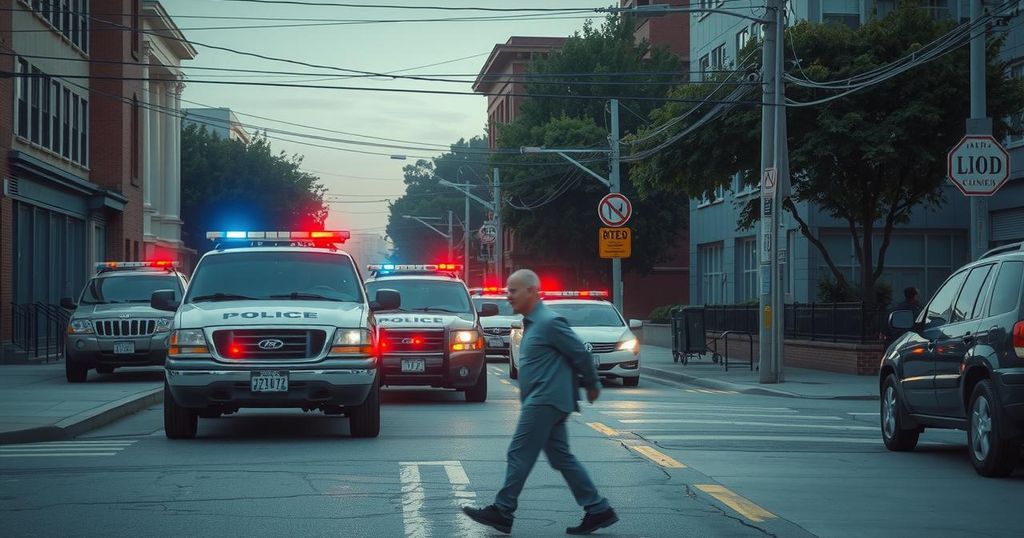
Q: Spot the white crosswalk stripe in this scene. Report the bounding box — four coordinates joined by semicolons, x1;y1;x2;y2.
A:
0;440;137;458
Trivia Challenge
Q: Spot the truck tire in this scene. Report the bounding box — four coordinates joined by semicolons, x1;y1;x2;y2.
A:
349;375;381;438
509;356;518;380
66;358;88;383
164;382;198;439
464;367;488;403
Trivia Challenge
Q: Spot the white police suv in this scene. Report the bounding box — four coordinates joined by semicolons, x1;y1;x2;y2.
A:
510;291;643;386
470;287;520;362
151;231;398;439
364;264;499;402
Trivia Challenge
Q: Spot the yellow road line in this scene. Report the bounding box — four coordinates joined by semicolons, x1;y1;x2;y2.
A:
696;484;776;523
500;379;511;385
631;445;685;468
587;422;619;436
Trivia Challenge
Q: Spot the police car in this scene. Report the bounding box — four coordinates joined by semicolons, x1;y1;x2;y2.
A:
62;261;187;383
151;231;396;439
509;291;642;386
470;287;520;363
365;264;498;402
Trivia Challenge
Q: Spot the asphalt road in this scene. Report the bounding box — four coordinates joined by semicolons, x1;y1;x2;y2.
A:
1;363;1021;537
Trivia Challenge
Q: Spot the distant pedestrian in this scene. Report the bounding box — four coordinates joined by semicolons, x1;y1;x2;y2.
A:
462;269;618;535
884;286;924;345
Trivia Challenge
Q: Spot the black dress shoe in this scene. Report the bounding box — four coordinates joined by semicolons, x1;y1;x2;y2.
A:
566;508;619;535
462;505;513;534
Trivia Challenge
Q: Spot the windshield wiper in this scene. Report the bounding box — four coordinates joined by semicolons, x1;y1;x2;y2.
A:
411;307;462;313
191;293;256;302
268;292;345;302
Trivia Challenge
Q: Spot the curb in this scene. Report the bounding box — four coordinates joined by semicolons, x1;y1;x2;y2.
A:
640;365;879;401
0;387;163;445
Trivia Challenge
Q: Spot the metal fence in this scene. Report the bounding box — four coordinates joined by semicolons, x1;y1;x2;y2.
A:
10;303;70;360
703;302;887;344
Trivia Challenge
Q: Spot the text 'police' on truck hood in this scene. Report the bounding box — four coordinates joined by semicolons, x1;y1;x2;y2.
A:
176;301;365;328
374;313;475;331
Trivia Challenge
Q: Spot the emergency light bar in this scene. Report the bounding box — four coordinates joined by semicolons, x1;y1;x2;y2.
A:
368;263;463;274
95;261;179;272
470;287;507;295
541;290;609;298
206;230;351;242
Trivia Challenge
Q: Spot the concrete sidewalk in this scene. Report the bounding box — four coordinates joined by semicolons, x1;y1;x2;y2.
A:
639;345;879;400
0;363;163;444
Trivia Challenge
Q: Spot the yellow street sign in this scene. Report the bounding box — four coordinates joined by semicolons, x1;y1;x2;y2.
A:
599;227;631;259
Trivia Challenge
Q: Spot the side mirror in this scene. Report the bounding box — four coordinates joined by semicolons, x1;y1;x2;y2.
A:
889;310;915;331
629;319;643;330
510;320;523;330
60;297;77;310
371;289;401;312
478;302;499;317
151;290;180;312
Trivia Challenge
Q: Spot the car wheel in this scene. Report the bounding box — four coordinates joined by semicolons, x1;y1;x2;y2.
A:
464;367;488;403
968;380;1019;477
622;376;639;387
349;374;381;438
163;382;198;439
509;356;518;380
96;366;114;374
881;375;919;451
65;358;88;383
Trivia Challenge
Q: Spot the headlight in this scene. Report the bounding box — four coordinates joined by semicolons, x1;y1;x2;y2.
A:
154;318;173;333
68;319;93;334
617;338;639;353
331;328;373;355
168;329;209;356
451;330;483;352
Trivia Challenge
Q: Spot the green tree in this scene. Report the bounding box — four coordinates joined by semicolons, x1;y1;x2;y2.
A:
494;15;689;277
629;6;1024;302
386;137;490;263
180;125;327;253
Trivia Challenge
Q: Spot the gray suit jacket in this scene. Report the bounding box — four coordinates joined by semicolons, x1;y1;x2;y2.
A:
517;301;600;413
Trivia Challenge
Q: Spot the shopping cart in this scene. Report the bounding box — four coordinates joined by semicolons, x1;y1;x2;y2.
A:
670;306;721;365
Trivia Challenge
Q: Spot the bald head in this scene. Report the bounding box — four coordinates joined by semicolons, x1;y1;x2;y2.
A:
506;269;541;315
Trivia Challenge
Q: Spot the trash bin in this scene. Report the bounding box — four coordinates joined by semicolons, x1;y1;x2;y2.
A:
671;306;706;363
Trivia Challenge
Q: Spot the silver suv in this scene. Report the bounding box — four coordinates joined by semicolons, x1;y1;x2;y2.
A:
61;262;187;383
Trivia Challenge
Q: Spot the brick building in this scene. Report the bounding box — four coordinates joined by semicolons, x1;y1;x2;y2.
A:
1;1;193;358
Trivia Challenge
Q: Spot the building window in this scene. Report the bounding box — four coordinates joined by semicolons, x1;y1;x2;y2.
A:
23;0;89;52
734;172;758;197
738;237;758;302
15;57;89;166
71;95;80;163
62;88;71;158
80;97;88;168
50;80;61;154
16;59;29;138
736;27;751;58
697;0;712;20
697;183;726;208
711;44;727;70
698;54;710;81
132;0;141;57
700;243;725;304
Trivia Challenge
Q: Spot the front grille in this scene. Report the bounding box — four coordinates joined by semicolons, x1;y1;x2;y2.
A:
211;329;327;360
95;319;158;337
588;342;618;354
484;327;511;336
381;329;446;354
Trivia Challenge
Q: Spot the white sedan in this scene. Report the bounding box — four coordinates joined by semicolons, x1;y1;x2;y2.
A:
510;298;642;386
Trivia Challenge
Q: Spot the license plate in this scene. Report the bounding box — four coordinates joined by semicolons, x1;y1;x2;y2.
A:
113;341;135;355
401;359;426;373
250;370;288;392
487;337;504;348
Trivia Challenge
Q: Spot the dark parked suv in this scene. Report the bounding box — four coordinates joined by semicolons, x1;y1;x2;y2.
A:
880;242;1024;477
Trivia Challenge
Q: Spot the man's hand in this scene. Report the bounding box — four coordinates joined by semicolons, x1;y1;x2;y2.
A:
586;387;600;404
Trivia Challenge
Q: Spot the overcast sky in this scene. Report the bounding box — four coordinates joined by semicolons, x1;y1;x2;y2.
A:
164;0;606;237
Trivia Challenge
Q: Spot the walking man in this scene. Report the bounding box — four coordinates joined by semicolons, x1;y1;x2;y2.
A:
462;269;618;535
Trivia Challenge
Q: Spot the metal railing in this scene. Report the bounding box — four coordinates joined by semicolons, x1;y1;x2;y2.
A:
703;302;886;345
9;303;70;360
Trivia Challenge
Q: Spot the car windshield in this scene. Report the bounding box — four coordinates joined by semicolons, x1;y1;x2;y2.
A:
366;279;472;314
547;302;624;327
185;251;363;303
472;297;515;316
79;275;181;305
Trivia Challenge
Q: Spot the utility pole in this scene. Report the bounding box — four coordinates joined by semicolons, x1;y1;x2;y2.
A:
969;0;991;259
758;0;784;384
437;178;498;284
609;99;624;313
493;168;503;286
464;194;470;282
447;209;454;261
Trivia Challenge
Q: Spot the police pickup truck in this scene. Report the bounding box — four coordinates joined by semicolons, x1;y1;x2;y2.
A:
364;264;498;402
150;231;399;439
